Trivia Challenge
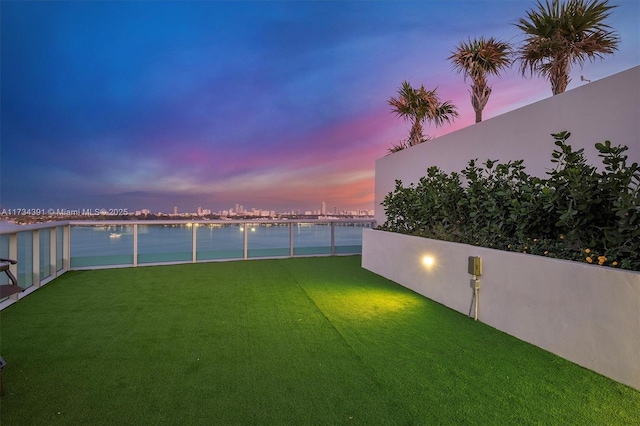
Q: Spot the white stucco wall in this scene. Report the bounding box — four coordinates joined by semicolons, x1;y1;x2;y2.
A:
367;67;640;389
362;229;640;391
374;66;640;224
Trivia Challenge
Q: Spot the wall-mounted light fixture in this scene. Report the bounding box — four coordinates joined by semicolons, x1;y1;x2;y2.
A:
422;255;435;268
468;256;482;320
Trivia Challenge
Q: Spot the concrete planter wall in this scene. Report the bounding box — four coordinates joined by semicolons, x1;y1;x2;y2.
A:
362;229;640;391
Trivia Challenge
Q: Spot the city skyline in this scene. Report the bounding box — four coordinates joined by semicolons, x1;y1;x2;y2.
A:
160;201;371;217
1;1;638;213
1;199;372;220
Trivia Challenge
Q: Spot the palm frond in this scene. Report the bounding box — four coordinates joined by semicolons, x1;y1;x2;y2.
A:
515;0;619;94
388;81;458;144
449;37;512;82
449;36;511;122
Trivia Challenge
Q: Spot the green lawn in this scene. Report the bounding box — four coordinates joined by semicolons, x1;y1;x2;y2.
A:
1;256;638;425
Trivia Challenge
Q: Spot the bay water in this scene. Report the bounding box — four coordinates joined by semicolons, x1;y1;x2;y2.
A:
70;222;369;267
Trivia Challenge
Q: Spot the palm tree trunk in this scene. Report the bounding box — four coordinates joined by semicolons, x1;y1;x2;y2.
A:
471;84;492;123
474;109;482;123
551;58;571;95
409;122;423;146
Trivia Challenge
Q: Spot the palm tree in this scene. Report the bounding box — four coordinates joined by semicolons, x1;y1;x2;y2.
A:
515;0;619;95
449;37;512;123
388;81;458;147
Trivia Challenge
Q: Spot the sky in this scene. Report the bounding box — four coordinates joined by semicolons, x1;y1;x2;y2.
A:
1;0;638;214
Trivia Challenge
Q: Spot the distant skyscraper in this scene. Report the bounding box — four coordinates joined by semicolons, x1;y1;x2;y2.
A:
321;202;326;215
173;206;178;215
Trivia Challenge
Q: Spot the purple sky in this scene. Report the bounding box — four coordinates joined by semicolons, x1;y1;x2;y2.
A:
1;0;638;214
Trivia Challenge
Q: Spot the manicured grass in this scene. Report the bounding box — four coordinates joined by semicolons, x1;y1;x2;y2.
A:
1;256;638;425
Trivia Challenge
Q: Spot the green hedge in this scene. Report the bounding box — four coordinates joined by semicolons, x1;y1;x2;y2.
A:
380;131;640;271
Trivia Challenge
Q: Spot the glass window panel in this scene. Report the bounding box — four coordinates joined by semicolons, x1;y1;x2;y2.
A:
0;234;9;286
293;223;331;256
71;225;134;267
196;224;244;260
18;231;33;288
334;222;370;254
138;224;192;264
40;229;51;280
247;223;290;258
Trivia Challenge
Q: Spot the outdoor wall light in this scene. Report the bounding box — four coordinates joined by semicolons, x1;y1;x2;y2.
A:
422;255;435;268
468;256;482;276
468;256;482;321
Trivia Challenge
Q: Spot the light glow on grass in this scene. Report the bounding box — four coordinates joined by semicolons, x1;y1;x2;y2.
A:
322;289;421;319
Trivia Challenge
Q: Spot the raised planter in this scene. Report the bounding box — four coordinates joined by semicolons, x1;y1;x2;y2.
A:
362;228;640;391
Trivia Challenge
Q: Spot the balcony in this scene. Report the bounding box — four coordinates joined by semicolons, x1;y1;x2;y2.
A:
0;218;375;308
0;221;638;424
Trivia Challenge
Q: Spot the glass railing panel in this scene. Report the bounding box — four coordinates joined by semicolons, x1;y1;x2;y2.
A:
18;231;33;288
196;223;243;260
138;224;192;264
247;223;290;258
40;228;51;280
56;226;64;271
334;222;371;254
71;225;134;267
293;223;331;256
0;234;9;287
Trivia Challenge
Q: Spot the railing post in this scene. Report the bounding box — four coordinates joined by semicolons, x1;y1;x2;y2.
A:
331;222;335;256
192;223;197;263
32;230;40;287
133;224;138;267
243;223;248;259
63;225;71;271
289;222;294;257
